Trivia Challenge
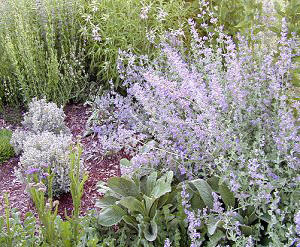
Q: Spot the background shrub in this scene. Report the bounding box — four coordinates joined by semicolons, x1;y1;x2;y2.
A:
79;0;199;91
0;129;15;163
0;0;92;108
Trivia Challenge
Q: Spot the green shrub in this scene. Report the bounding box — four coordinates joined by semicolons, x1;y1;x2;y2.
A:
0;129;15;163
0;0;92;107
79;0;199;91
96;170;189;246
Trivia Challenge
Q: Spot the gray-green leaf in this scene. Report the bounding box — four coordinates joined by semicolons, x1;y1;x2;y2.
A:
151;171;173;199
119;196;146;215
219;183;235;209
189;179;214;209
95;196;118;208
98;205;126;226
107;176;139;197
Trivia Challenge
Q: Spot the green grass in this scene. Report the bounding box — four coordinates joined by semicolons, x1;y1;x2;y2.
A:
0;129;15;164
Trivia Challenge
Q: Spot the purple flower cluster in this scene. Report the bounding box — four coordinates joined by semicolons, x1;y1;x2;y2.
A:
89;2;300;244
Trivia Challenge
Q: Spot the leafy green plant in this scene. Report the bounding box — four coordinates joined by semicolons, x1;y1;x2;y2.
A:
80;0;199;91
183;177;263;246
0;193;40;247
96;170;188;246
66;143;89;244
27;143;89;246
0;0;92;107
0;129;15;164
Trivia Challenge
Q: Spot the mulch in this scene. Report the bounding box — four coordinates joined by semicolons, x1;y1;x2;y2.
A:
0;103;126;219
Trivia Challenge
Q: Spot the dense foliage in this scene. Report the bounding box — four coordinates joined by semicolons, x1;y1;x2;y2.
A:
0;129;15;164
10;98;78;196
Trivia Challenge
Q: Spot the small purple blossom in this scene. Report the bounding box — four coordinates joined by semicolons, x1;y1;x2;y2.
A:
25;168;40;175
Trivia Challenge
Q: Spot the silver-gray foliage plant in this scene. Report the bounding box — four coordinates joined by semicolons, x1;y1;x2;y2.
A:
16;131;73;196
10;98;76;196
22;97;70;135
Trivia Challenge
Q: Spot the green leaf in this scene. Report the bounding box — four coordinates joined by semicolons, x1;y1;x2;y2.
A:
120;158;131;167
143;213;158;242
122;215;138;230
146;172;158;196
218;183;235;208
98;205;126;226
189;179;214;209
191;194;206;210
95;196;118;208
207;230;225;247
151;171;173;199
240;225;253;236
97;181;110;195
107;176;139;197
119;196;146;215
207;176;219;191
143;195;156;215
207;217;222;236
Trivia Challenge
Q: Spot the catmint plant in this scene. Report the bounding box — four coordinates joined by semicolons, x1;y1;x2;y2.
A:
89;2;299;244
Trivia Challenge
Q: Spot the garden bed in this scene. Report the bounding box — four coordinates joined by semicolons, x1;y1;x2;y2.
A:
0;103;126;219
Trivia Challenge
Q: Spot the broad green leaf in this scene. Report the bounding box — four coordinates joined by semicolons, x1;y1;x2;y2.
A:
207;217;223;236
123;215;138;230
146;172;158;196
119;196;146;215
95;196;118;208
98;205;126;226
219;183;235;208
151;171;173;199
157;193;169;209
207;230;225;247
207;176;219;191
190;193;206;210
143;213;158;242
97;180;110;195
143;195;156;215
120;158;131;167
240;225;253;236
107;176;139;197
189;179;214;209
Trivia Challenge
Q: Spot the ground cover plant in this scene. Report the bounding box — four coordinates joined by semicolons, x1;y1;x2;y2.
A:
0;0;299;246
0;129;15;164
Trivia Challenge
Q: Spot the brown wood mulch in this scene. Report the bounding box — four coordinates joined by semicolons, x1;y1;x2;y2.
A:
0;103;127;219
